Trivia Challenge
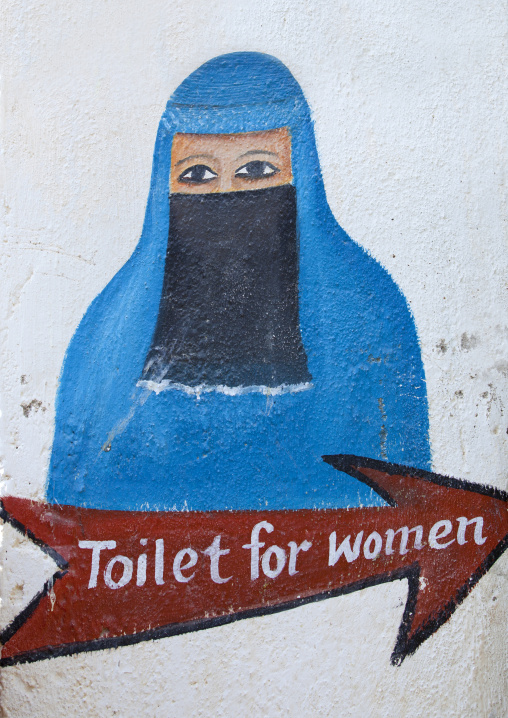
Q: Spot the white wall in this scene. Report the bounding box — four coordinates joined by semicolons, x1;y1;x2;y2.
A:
1;1;507;715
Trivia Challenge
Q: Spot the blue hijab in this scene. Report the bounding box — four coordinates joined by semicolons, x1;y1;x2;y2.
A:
46;52;431;511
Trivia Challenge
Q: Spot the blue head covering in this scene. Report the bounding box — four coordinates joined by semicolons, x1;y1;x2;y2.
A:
46;52;430;510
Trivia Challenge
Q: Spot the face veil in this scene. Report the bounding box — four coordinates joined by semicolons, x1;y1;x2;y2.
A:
142;184;311;389
46;52;431;511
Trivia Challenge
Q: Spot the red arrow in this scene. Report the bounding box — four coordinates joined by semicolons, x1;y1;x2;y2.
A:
1;456;506;667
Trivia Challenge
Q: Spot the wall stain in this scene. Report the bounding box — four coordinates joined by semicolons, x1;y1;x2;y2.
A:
378;397;388;460
494;361;508;378
21;399;46;418
461;332;478;351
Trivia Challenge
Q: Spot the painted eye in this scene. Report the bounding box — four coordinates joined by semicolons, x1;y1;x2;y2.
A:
235;161;280;179
178;165;218;184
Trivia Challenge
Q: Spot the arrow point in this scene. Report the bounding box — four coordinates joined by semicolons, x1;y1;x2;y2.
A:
325;456;508;664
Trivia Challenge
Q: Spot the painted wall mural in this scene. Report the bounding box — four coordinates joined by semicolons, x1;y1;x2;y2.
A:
1;53;506;668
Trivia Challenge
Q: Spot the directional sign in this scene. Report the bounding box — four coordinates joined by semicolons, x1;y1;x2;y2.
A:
1;456;506;667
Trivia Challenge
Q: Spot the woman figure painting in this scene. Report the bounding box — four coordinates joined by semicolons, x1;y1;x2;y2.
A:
47;53;430;511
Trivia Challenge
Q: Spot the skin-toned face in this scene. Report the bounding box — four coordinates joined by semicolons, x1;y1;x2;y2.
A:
170;127;292;194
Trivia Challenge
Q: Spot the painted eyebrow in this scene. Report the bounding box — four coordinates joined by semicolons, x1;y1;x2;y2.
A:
236;150;280;160
175;153;215;167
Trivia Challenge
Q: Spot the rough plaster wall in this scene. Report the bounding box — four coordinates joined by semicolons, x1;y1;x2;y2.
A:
0;0;507;715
